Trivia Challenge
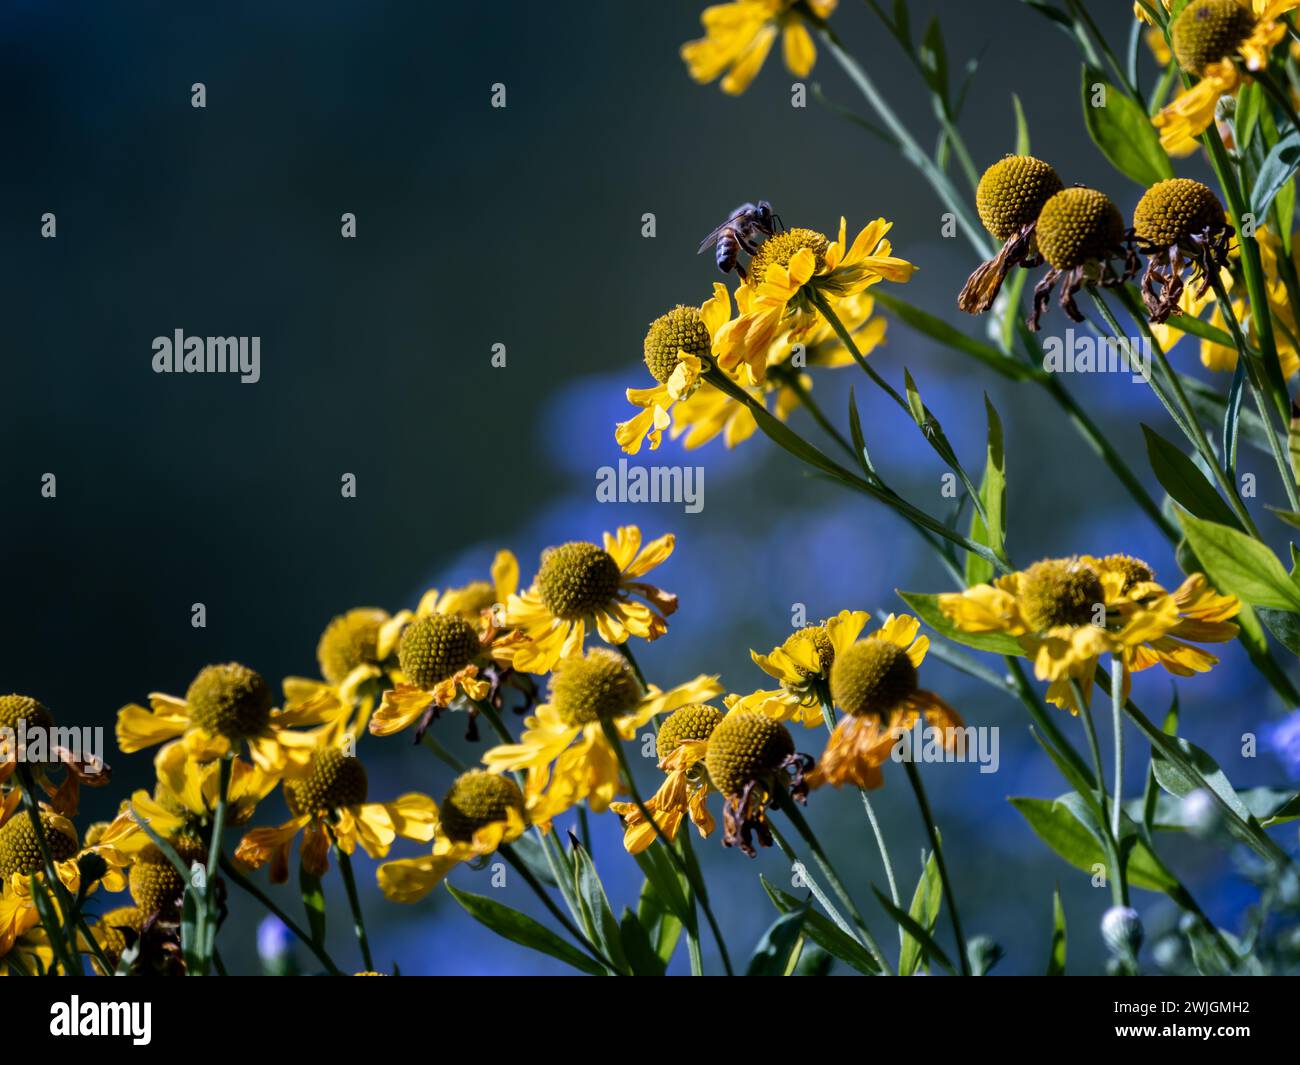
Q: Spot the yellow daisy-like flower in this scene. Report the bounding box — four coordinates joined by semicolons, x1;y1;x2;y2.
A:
681;0;837;96
234;737;436;883
610;702;724;853
1153;1;1297;155
938;555;1240;712
116;662;327;778
713;218;915;385
286;553;520;739
808;614;965;791
0;885;53;975
368;575;524;738
377;770;528;903
503;527;678;675
482;648;724;820
730;609;868;728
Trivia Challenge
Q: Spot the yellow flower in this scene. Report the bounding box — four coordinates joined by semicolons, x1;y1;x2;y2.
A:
287;553;520;738
1153;1;1297;155
610;703;723;853
503;527;678;674
368;573;524;738
116;662;328;778
731;609;868;727
0;885;53;974
235;738;436;883
482;648;723;820
808;614;965;791
681;0;837;96
0;694;110;817
939;555;1239;712
714;218;914;385
377;770;528;903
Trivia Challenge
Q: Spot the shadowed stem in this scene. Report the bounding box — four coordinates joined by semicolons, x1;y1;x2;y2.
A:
15;764;82;974
334;844;375;972
900;759;972;976
1110;657;1125;847
1074;681;1129;907
219;855;345;975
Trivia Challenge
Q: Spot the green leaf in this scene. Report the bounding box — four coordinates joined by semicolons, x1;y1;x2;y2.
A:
619;908;666;977
1128;786;1300;829
1141;424;1240;528
871;886;955;974
873;291;1046;381
1251;128;1300;220
1149;735;1254;824
1009;796;1179;894
1177;511;1300;611
760;876;882;975
1236;80;1263;151
570;839;630;974
899;850;942;976
636;874;683;967
1012;92;1031;154
1080;63;1173;186
1046;887;1067;975
446;882;607;976
299;864;327;947
746;907;810;976
897;590;1026;655
918;18;949;103
966;395;1007;587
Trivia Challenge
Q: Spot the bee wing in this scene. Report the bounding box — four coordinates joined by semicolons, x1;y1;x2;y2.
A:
696;220;734;254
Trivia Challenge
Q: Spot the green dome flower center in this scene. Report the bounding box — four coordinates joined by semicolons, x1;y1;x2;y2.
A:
398;614;481;690
316;608;390;687
976;155;1065;242
783;625;836;678
1171;0;1254;75
1036;188;1126;271
186;663;273;741
1019;559;1106;630
0;811;79;877
129;836;205;916
656;703;725;761
830;638;918;718
536;542;622;621
747;228;830;285
549;649;642;727
644;305;712;385
285;749;369;814
1133;178;1226;247
0;694;54;734
439;771;524;843
704;712;794;797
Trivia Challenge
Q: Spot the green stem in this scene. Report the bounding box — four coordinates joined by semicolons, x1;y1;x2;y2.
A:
334;844;376;972
1110;657;1125;847
1075;684;1128;906
219;855;344;975
900;759;972;976
15;764;82;974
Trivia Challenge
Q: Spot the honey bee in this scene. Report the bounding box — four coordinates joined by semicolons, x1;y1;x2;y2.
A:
697;200;782;280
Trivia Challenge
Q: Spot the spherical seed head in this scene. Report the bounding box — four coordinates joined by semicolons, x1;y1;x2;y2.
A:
0;811;79;877
548;649;642;726
186;663;273;741
975;156;1065;242
830;638;919;718
439;771;524;843
1036;188;1126;270
316;608;389;687
1133;179;1225;246
656;703;725;761
536;542;622;621
397;614;481;690
704;712;795;798
746;228;831;284
0;694;54;733
98;906;144;963
1171;0;1254;75
129;835;205;915
783;625;835;677
644;306;711;384
1019;558;1105;630
284;748;368;815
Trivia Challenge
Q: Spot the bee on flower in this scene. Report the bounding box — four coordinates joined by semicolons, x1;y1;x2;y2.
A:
610;703;724;853
367;567;525;739
116;662;328;778
681;1;837;96
938;555;1240;712
1153;0;1297;155
234;736;437;883
377;770;528;903
502;527;678;675
483;648;723;820
808;614;965;790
